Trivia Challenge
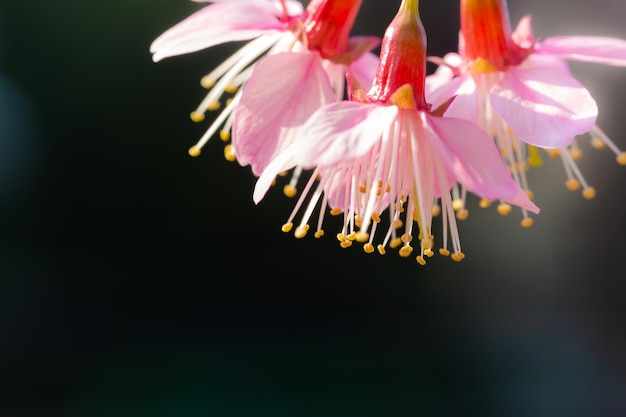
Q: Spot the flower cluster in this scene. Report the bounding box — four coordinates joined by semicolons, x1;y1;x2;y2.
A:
151;0;626;265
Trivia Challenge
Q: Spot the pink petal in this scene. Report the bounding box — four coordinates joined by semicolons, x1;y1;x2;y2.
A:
424;114;539;213
536;36;626;66
425;73;478;121
150;1;288;62
293;102;399;167
512;15;535;49
232;52;337;176
196;0;305;16
347;51;380;91
490;64;597;148
252;145;297;204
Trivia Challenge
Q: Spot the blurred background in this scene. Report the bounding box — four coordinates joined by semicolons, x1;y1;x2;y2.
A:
1;0;626;416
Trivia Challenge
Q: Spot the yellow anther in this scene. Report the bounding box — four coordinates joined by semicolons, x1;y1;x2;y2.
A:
591;137;606;149
355;232;369;243
377;244;386;255
411;210;419;220
283;185;297;198
617;152;626;166
281;223;293;233
570;148;583;161
294;224;309;239
452;199;464;211
566;178;581;191
219;130;231;142
439;248;451;257
225;83;238;94
390;238;402;249
200;76;215;88
385;184;391;192
510;162;527;173
363;243;375;254
226;98;233;106
340;240;353;248
372;212;381;223
424;248;434;258
188;146;201;157
336;233;346;242
346;232;357;241
354;215;362;228
416;256;426;266
479;198;491;209
207;101;221;111
521;218;533;228
432;204;441;217
278;171;288;177
451;251;465;262
393;219;403;229
582;187;596;200
420;237;433;250
527;145;543;167
330;208;342;216
190;111;205;123
548;149;561;159
399;245;413;257
526;189;534;200
314;230;325;238
401;233;412;243
224;144;236;161
497;203;512;216
359;185;367;193
456;208;469;221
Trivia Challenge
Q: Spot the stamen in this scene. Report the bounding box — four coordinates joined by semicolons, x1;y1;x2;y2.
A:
199;33;283;89
187;94;239;157
589;126;626;165
560;148;594;199
497;203;511;216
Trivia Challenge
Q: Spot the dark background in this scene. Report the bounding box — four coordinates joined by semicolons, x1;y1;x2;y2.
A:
1;1;626;416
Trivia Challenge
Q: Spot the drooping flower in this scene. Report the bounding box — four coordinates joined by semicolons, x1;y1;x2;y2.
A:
426;0;626;226
231;0;380;182
254;0;538;264
150;0;380;196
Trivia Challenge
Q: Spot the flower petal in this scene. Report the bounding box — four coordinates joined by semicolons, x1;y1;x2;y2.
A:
150;1;288;62
426;73;478;121
346;51;380;91
490;64;597;148
252;145;297;204
511;15;535;49
293;102;399;167
232;52;337;176
536;36;626;66
424;114;539;213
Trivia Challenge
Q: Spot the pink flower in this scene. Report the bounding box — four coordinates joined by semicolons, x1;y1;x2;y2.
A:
150;0;379;191
254;0;538;264
427;0;626;225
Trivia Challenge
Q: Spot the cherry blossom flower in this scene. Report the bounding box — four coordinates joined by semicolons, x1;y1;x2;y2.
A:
427;0;626;226
254;0;538;264
150;0;379;198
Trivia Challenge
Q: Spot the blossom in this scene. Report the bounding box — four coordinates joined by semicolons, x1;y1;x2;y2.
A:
427;0;626;225
150;0;379;195
254;0;538;264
